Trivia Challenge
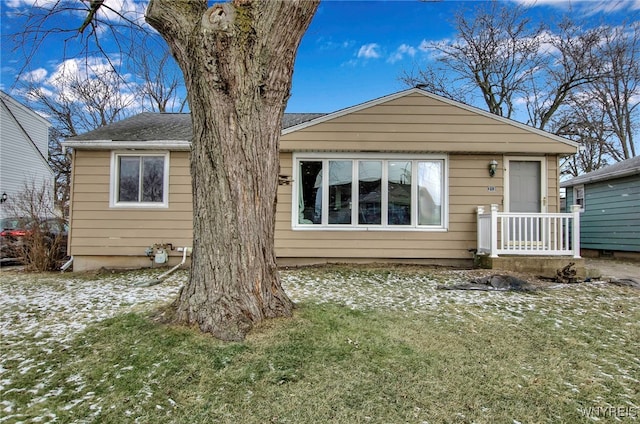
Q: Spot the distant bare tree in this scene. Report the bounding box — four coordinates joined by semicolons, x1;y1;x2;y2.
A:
402;1;543;118
550;22;640;173
128;35;188;113
402;2;638;176
525;19;603;131
553;97;612;176
590;22;640;161
18;33;186;216
48;128;72;217
21;62;136;215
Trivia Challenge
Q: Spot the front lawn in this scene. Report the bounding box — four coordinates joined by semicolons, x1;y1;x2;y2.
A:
1;266;638;423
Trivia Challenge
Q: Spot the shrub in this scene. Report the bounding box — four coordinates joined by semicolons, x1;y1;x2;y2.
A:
2;181;68;272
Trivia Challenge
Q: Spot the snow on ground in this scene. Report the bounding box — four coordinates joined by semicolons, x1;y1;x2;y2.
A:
0;265;638;423
0;269;183;348
0;269;185;423
0;265;628;350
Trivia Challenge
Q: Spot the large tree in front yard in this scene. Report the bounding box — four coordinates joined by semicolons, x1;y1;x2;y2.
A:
145;0;318;341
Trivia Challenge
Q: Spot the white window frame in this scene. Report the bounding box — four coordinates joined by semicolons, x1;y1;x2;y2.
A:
110;151;170;208
292;152;448;231
573;185;585;212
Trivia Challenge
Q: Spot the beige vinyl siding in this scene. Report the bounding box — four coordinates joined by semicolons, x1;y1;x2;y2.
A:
68;90;573;269
280;93;576;155
546;156;560;212
69;150;192;258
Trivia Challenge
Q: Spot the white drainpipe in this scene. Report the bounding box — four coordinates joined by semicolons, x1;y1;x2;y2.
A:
136;247;191;287
60;256;74;272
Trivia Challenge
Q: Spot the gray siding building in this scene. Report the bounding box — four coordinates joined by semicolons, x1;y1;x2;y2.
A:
561;156;640;258
0;91;54;219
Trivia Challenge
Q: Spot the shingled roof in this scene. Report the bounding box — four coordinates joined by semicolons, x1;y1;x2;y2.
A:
561;155;640;187
67;112;325;142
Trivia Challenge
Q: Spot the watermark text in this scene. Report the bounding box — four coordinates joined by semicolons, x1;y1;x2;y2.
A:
580;406;638;419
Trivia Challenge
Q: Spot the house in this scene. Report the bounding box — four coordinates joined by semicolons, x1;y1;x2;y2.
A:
0;91;54;219
561;156;640;259
62;88;581;272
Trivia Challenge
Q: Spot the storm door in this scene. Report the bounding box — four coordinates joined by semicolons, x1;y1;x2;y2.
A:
506;159;545;248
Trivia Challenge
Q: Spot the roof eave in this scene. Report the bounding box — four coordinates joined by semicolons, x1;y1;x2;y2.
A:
62;139;191;151
561;166;640;187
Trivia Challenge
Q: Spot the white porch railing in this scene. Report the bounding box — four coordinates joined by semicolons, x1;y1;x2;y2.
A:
477;204;581;258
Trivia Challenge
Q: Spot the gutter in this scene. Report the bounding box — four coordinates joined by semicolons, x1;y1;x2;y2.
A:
62;140;191;151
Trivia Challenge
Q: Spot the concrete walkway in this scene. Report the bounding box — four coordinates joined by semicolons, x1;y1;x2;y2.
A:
584;258;640;280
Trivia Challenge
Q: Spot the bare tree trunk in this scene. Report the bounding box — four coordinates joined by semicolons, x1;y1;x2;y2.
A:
146;0;318;341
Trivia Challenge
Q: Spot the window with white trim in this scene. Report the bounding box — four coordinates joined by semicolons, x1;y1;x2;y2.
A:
111;152;169;208
294;154;447;230
573;185;585;211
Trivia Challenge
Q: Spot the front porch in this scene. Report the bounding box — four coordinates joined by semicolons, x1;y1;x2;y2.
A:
476;204;584;277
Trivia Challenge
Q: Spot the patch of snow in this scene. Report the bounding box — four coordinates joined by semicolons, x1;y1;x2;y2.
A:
1;267;638;422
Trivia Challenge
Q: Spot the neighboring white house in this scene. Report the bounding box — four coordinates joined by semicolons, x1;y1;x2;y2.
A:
0;91;54;219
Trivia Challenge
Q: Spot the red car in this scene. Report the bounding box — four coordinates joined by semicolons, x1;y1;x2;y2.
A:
0;217;68;265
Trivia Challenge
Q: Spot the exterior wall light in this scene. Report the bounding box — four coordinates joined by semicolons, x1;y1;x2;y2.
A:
278;174;292;185
489;160;498;177
0;192;7;203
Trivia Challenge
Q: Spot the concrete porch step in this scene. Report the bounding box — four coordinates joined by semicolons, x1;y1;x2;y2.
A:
475;256;587;279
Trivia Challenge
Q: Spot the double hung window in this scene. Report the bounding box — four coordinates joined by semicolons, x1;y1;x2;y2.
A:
111;152;169;208
294;154;447;230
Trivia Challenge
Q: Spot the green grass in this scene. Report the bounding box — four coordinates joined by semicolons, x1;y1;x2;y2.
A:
1;266;639;423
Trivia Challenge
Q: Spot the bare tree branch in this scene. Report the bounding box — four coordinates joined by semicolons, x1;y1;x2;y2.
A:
525;18;604;130
402;1;543;118
7;0;149;88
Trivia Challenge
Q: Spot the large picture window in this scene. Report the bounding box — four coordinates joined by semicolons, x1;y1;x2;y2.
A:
111;152;169;208
294;154;447;230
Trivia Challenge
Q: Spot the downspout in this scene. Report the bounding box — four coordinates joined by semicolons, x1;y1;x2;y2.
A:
60;256;74;272
135;247;190;287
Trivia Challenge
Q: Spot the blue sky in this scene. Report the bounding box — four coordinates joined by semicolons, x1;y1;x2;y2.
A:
1;0;639;114
288;0;639;112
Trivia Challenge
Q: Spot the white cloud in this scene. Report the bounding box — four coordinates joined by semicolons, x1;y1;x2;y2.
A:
48;58;115;86
357;43;381;59
5;0;59;8
41;56;138;108
316;37;355;51
417;38;453;61
387;44;417;64
101;0;147;26
24;86;54;102
510;0;640;13
6;0;148;31
511;0;570;6
20;68;48;83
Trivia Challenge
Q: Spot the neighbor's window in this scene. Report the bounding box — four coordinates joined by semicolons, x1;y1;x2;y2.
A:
294;155;446;229
573;185;585;211
112;152;169;207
